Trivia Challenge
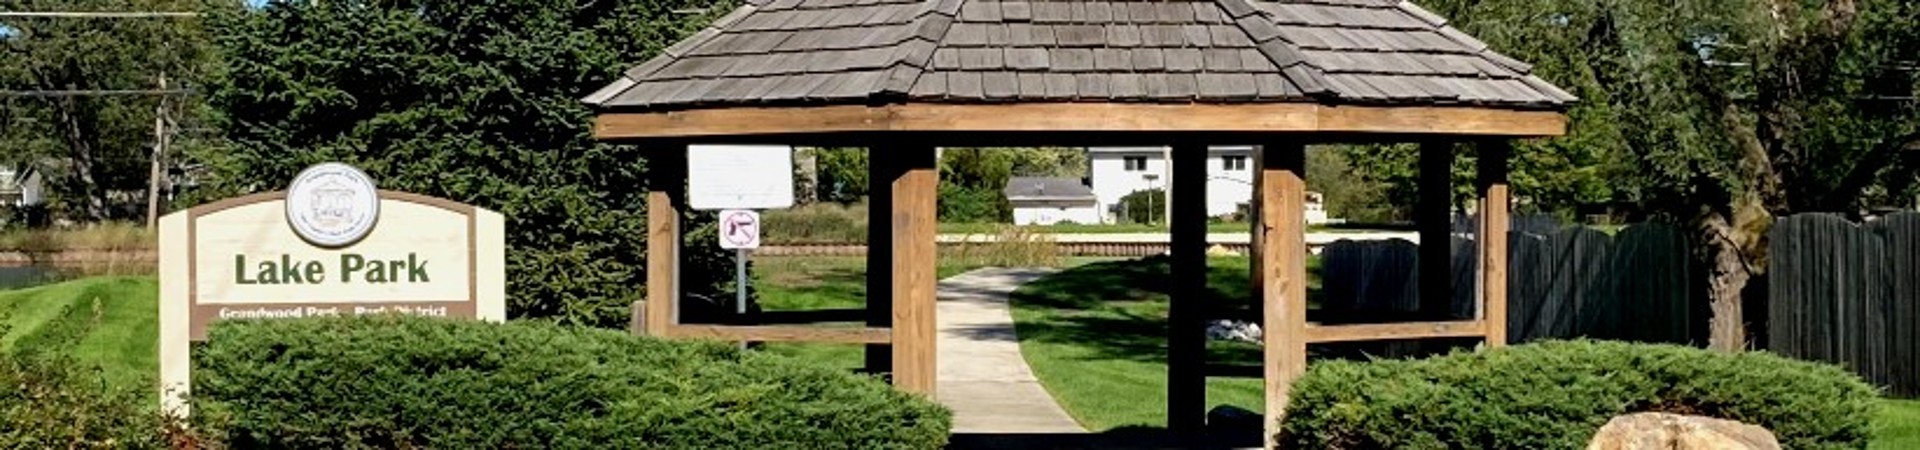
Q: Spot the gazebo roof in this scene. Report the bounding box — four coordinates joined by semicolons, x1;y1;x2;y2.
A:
584;0;1574;111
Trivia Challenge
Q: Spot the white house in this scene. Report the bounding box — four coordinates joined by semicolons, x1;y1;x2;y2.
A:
1088;146;1255;222
1003;177;1102;226
0;166;43;208
1086;147;1333;224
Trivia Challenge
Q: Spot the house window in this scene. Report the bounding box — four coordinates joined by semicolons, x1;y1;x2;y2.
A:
1222;156;1248;171
1124;156;1148;171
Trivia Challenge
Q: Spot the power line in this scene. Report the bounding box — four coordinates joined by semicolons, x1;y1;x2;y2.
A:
0;89;194;97
0;11;200;18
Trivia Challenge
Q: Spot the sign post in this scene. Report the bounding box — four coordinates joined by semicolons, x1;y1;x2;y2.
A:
718;209;760;327
157;163;506;416
688;145;792;341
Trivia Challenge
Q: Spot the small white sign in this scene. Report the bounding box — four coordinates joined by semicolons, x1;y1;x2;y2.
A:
718;209;761;249
286;163;380;248
689;145;794;210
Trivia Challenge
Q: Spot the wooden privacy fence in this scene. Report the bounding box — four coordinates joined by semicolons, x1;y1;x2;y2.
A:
1770;212;1920;398
1321;219;1698;346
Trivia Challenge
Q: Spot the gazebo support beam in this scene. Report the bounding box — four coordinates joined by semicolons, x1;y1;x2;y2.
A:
1167;143;1210;435
1256;143;1308;450
865;146;896;376
1477;141;1513;346
871;145;939;394
1418;141;1455;320
643;146;685;337
594;104;1569;139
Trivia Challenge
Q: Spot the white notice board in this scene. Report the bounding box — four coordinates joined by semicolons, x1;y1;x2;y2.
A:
687;145;795;210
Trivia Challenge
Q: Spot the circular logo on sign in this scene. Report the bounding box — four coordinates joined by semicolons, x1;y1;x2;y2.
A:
286;163;379;248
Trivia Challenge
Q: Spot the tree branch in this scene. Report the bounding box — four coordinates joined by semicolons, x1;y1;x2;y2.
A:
1824;132;1920;207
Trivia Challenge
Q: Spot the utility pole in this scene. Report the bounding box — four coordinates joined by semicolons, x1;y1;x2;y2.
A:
146;74;168;228
1;10;198;228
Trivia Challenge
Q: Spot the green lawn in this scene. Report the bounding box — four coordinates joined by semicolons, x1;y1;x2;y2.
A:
0;276;157;391
750;256;1115;371
2;266;1914;445
1007;255;1291;430
1877;399;1920;449
938;222;1256;235
1007;256;1920;447
749;257;882;371
936;222;1394;235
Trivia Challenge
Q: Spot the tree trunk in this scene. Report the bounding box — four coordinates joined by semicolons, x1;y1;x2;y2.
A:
1699;210;1750;351
57;98;111;221
1697;191;1773;352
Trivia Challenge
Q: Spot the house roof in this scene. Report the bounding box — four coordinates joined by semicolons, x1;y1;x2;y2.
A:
1005;176;1097;201
585;0;1575;111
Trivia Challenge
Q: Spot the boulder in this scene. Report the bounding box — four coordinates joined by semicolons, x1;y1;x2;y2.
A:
1205;319;1263;343
1586;412;1780;450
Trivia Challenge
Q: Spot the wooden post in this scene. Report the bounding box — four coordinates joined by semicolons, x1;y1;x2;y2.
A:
1477;141;1512;346
1167;143;1209;434
145;73;168;229
878;145;939;394
1258;143;1308;449
865;147;897;375
645;146;686;337
630;300;647;335
1418;141;1454;320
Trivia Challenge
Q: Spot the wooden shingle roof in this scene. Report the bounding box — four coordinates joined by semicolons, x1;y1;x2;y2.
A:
585;0;1574;111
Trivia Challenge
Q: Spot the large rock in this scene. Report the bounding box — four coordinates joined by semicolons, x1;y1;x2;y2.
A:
1586;412;1780;450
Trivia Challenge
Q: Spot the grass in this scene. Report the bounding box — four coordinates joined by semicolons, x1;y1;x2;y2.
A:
0;222;153;253
1;261;1913;445
938;222;1257;235
1007;255;1318;430
1877;399;1920;449
0;276;157;392
759;201;1394;244
1006;256;1920;446
750;255;1112;371
939;222;1404;235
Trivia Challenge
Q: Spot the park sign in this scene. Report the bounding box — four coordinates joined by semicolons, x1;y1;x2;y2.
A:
156;162;506;413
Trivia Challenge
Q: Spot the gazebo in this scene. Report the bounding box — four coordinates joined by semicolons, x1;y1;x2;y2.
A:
586;0;1571;445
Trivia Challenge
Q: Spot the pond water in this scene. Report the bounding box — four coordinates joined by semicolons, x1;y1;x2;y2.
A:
0;265;67;291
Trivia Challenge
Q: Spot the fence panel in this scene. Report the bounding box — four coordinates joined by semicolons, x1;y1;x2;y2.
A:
1450;235;1480;320
1611;223;1694;344
1507;232;1562;342
1770;213;1892;389
1552;227;1618;339
1322;219;1703;353
1320;239;1420;323
1874;212;1920;397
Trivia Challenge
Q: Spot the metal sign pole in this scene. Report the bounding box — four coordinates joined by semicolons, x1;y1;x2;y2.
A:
735;248;748;317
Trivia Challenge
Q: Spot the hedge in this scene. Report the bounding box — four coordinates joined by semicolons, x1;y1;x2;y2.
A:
193;316;950;449
1280;340;1877;449
0;356;192;449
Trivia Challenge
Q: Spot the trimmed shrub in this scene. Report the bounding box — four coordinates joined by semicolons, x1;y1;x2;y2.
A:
193;316;949;449
0;355;202;449
1280;340;1877;449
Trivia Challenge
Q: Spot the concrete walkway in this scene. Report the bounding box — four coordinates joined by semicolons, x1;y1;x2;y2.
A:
935;267;1084;434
